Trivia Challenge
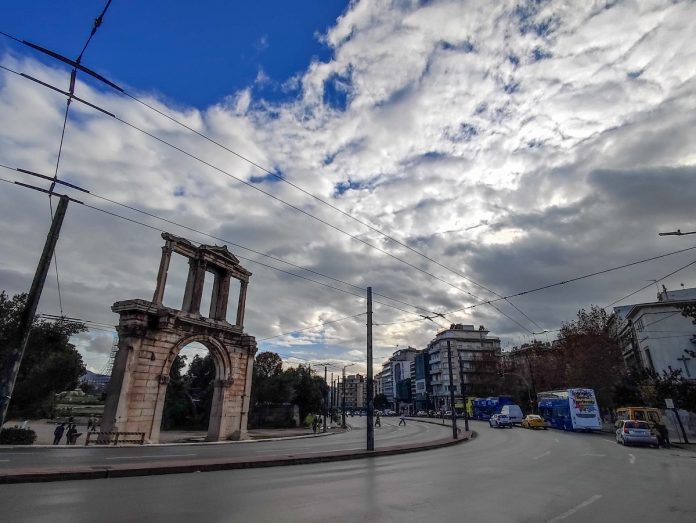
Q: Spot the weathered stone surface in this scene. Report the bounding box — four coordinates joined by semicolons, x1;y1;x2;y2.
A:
102;233;257;443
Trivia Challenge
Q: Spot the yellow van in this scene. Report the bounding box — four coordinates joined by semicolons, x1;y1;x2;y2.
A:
616;407;662;427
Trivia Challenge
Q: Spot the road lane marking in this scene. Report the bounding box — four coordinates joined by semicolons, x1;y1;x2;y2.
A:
547;494;602;523
0;459;9;462
105;453;197;460
581;453;606;457
554;438;559;443
533;450;551;460
629;454;636;464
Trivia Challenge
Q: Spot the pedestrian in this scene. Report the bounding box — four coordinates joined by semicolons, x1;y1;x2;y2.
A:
375;412;381;427
399;413;406;426
87;416;95;432
312;416;318;433
655;421;670;448
65;424;76;445
52;423;66;445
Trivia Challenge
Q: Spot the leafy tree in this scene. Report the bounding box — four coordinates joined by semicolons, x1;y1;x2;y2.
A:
0;291;86;418
161;354;190;430
255;351;283;378
557;305;624;408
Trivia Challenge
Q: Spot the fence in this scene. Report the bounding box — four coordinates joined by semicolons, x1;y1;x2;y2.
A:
85;431;145;446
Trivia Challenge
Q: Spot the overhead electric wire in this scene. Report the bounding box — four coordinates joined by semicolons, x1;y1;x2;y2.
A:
0;44;542;333
118;88;543;329
604;257;696;308
258;313;367;342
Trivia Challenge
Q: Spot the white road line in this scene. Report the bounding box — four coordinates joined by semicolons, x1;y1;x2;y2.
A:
629;454;636;464
0;459;9;462
105;453;197;460
533;450;551;460
547;494;602;523
554;438;559;443
581;453;606;457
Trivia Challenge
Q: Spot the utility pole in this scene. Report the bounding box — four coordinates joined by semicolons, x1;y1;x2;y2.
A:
458;355;469;433
0;195;69;427
323;365;328;433
366;286;374;451
446;340;458;439
341;374;346;428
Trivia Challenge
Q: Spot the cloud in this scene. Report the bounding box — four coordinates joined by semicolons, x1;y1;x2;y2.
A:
1;0;695;374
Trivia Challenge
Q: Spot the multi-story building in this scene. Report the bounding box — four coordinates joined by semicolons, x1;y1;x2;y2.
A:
380;347;419;410
343;374;366;410
613;287;696;377
428;324;501;411
410;351;430;413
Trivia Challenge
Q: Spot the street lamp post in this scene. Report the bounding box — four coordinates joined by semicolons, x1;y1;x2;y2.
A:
342;363;355;428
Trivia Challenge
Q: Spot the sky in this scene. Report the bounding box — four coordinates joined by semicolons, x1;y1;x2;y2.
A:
1;0;695;376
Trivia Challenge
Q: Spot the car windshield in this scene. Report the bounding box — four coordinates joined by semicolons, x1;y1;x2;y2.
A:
625;421;650;429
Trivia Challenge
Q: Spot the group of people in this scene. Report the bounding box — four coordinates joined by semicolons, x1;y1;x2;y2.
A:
52;416;98;445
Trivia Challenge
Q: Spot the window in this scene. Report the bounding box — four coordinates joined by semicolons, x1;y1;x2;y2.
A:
635;318;644;332
644;348;655;372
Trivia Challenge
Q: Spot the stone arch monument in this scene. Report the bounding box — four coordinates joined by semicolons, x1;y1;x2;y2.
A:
101;232;257;442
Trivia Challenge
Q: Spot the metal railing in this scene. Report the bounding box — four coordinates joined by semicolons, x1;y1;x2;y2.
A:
85;431;145;446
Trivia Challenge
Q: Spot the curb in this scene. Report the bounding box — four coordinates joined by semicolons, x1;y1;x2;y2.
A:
0;432;472;484
0;430;341;450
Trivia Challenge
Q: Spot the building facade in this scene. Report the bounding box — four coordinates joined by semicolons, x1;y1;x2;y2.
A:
614;287;696;377
343;374;366;410
428;324;501;411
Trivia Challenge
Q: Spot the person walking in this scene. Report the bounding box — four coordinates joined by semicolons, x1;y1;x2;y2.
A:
399;412;406;426
87;416;95;432
375;412;381;427
52;423;65;445
65;424;77;445
312;416;318;434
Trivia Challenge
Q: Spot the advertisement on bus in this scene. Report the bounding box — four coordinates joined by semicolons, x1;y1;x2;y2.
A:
567;388;602;430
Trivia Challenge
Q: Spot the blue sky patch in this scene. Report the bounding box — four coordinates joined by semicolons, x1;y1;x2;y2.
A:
250;170;283;184
446;122;478;142
334;178;365;196
440;40;476;53
173;185;186;197
323;71;352;111
532;47;553;61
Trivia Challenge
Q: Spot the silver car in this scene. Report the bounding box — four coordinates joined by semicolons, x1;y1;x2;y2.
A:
615;420;659;447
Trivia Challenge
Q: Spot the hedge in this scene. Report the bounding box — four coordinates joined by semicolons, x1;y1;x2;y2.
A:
0;427;37;445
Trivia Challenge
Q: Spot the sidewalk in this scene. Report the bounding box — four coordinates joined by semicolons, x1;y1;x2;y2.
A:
2;419;347;446
0;431;472;484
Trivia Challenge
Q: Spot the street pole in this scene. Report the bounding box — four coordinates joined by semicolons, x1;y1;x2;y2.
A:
458;356;469;432
0;195;69;428
446;340;458;439
341;372;346;428
366;286;374;451
323;365;328;433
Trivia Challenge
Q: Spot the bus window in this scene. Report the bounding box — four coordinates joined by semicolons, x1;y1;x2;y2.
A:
648;411;660;423
634;410;646;421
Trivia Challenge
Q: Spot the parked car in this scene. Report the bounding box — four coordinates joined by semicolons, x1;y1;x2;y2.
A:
416;410;428;416
521;414;546;430
500;404;524;424
615;420;659;447
489;413;513;428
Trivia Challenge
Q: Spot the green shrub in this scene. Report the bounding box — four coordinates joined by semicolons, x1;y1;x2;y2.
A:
0;427;37;445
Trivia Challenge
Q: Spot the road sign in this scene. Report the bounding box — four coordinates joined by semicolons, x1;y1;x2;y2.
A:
665;398;675;409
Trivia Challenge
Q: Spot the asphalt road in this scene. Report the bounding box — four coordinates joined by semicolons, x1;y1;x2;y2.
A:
1;420;694;522
0;416;446;471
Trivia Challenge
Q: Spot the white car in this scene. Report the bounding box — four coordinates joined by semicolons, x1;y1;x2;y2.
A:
416;410;428;416
615;420;659;447
489;414;513;428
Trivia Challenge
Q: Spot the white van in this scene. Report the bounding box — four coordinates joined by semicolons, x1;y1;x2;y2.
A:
500;404;524;424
